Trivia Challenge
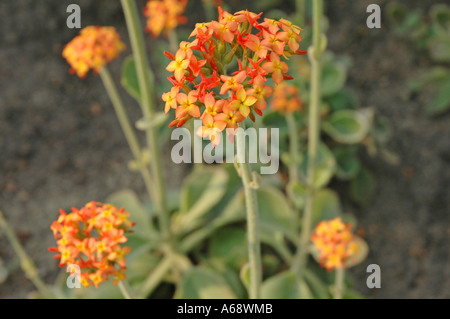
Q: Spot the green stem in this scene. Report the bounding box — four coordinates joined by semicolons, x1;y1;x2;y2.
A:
334;267;345;299
168;31;179;53
286;113;300;189
295;0;306;27
118;280;137;299
99;67;155;204
236;123;261;299
120;0;170;238
291;0;323;278
0;210;53;298
139;256;172;298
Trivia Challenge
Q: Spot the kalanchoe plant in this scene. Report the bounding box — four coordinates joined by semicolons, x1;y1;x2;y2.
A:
143;0;188;39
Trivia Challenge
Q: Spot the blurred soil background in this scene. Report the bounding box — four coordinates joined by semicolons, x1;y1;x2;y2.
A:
0;0;448;298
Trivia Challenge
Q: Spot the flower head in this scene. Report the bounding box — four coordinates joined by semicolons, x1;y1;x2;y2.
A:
162;7;305;146
62;26;126;78
143;0;188;38
271;81;303;113
311;217;362;272
49;201;134;288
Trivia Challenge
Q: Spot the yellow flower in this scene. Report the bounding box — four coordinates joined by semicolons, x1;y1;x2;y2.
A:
62;26;125;78
311;217;361;272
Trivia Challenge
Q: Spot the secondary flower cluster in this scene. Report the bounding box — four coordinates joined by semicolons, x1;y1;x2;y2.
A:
49;201;134;288
62;26;126;78
143;0;188;38
271;82;303;114
162;7;305;146
311;217;361;272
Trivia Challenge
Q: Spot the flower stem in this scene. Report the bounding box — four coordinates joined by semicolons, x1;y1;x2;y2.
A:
139;256;172;298
291;0;323;278
0;210;53;298
295;0;306;27
236;123;262;299
334;267;345;299
118;280;137;299
168;31;179;53
99;67;155;204
286;113;300;189
120;0;170;238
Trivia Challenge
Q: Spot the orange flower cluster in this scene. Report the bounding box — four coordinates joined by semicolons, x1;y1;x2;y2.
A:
271;82;303;113
311;217;361;272
162;7;306;146
62;26;126;78
49;201;134;288
143;0;188;38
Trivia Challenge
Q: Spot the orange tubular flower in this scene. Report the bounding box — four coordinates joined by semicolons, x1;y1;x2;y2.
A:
49;202;134;288
143;0;188;38
271;82;303;114
62;26;126;78
311;217;362;272
162;7;305;146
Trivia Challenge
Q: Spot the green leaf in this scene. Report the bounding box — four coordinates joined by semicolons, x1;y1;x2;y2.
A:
302;143;337;189
209;227;247;270
257;186;296;241
262;110;287;128
175;166;229;233
334;147;362;180
304;268;330;299
174;267;237;299
350;167;376;204
262;271;312;299
135;113;168;131
431;4;450;33
407;67;448;92
327;90;356;111
321;63;347;98
106;189;156;239
312;189;343;226
428;79;450;115
323;109;373;144
429;35;450;63
121;56;141;102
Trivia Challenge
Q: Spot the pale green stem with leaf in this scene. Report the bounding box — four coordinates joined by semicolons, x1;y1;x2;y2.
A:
291;0;323;278
334;267;345;299
100;67;155;205
236;123;262;299
0;210;53;299
120;0;170;238
139;256;172;298
118;280;137;299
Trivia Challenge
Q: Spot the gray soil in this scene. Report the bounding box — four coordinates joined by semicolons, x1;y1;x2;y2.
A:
0;0;448;298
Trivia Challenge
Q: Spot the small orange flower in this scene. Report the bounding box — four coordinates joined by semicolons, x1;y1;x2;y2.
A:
271;82;303;114
143;0;188;38
49;201;134;288
62;26;126;78
311;217;361;272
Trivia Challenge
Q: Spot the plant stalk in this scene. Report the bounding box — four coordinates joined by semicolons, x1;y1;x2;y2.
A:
295;0;306;27
334;267;345;299
120;0;170;238
286;113;300;188
291;0;323;278
236;123;261;299
99;67;155;204
0;210;53;298
139;256;172;298
118;280;137;299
